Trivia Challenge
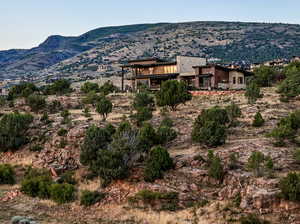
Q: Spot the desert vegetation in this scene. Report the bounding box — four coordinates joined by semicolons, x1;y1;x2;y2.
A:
0;74;300;224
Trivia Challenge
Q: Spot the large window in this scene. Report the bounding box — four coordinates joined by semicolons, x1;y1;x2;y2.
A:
238;77;244;84
233;77;236;84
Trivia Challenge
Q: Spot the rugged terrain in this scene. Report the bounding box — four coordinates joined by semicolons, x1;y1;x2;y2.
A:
0;87;300;224
1;21;300;79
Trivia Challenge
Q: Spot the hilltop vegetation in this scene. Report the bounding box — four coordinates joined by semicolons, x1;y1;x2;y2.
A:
1;21;300;79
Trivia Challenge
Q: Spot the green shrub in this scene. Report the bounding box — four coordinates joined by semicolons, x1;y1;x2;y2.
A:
59;138;68;148
133;91;154;110
208;154;224;181
277;61;300;100
60;109;70;119
144;146;173;182
21;167;77;203
83;107;91;117
104;123;116;136
91;149;128;187
48;100;62;113
129;190;179;211
99;81;118;95
96;96;113;121
0;96;5;107
228;152;239;170
194;106;229;126
253;65;276;87
57;171;77;185
252;112;265;127
245;81;262;104
192;107;229;147
133;190;178;201
81;122;142;187
80;190;105;206
40;112;51;124
132;107;153;126
207;150;215;165
233;193;241;207
49;183;75;204
0;164;15;185
269;110;300;146
240;214;270;224
138;123;158;151
279;172;300;201
81;82;100;93
114;119;132;135
156;125;177;145
26;94;46;112
294;148;300;164
247;151;274;177
82;91;101;105
21;173;52;199
0;112;33;152
80;125;112;166
225;102;241;125
192;120;226;147
43;79;72;95
156;80;192;111
60;110;71;124
94;127;141;186
57;128;68;136
160;116;174;127
8;82;38;100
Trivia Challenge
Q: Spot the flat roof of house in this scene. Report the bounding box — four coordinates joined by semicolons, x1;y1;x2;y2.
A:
126;58;166;63
193;64;254;76
193;64;230;71
122;61;177;68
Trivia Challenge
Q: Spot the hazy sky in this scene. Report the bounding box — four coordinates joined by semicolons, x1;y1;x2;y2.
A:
1;0;300;50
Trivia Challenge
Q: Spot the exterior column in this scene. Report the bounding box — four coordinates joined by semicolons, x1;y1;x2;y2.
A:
194;76;200;88
121;67;124;92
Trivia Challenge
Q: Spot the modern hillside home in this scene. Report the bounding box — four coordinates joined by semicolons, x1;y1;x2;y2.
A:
121;57;253;91
121;56;207;90
193;65;253;90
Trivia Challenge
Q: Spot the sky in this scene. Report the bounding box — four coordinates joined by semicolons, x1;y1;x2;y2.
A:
1;0;300;50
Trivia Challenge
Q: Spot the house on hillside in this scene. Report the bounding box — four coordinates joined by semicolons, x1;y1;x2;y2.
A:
121;57;253;91
121;56;207;90
193;65;253;90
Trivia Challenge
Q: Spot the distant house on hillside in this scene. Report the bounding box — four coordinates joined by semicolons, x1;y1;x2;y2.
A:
264;58;289;67
291;56;300;62
121;56;207;90
193;65;253;90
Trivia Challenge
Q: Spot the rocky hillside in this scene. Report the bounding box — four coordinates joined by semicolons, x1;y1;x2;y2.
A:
1;87;300;223
1;21;300;79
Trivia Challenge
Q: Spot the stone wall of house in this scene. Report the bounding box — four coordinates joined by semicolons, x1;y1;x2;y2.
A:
229;71;246;89
177;56;206;76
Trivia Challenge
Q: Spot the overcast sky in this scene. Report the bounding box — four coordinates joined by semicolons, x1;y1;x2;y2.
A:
1;0;300;50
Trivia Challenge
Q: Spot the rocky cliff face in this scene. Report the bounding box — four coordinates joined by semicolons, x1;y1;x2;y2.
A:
1;21;300;79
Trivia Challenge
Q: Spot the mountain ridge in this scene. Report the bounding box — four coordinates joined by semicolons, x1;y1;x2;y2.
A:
1;21;300;79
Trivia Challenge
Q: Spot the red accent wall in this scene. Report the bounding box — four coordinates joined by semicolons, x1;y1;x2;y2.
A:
199;66;229;88
214;68;229;88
